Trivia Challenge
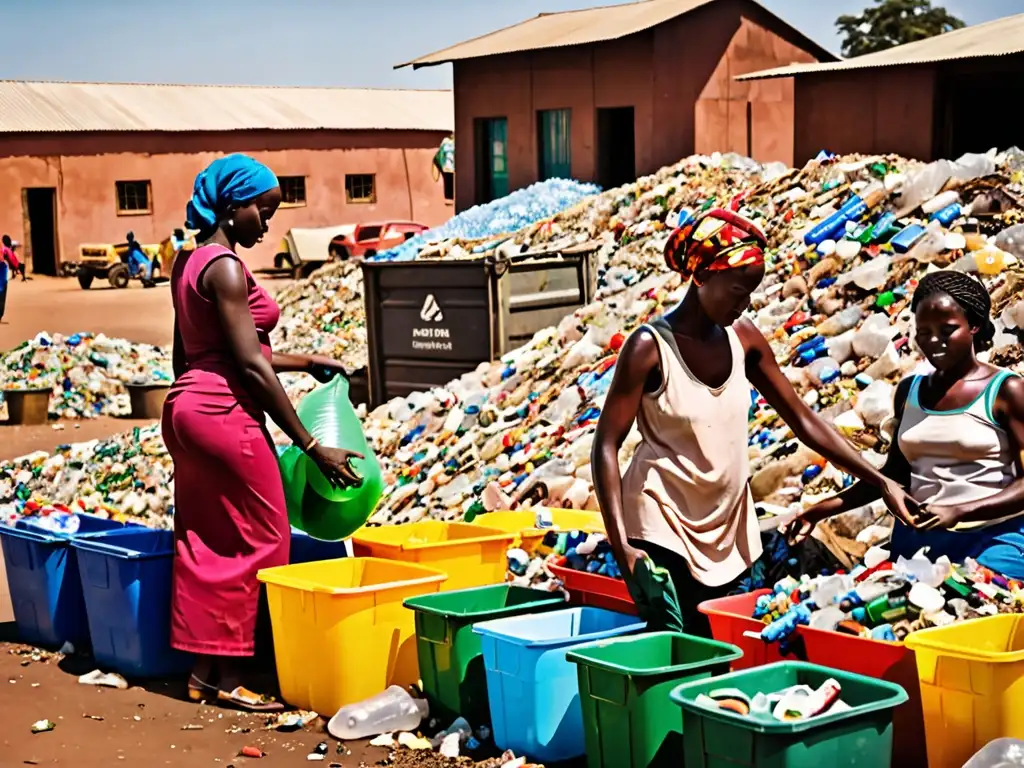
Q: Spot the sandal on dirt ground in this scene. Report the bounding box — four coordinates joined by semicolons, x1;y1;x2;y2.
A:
188;675;284;712
216;686;285;712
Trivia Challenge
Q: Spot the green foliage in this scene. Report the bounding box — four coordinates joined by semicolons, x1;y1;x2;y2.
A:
837;0;965;58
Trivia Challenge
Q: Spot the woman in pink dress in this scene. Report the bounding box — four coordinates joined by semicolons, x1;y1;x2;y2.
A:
164;154;362;711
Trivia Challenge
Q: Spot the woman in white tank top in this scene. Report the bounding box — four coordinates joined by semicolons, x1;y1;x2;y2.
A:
788;271;1024;579
592;209;915;636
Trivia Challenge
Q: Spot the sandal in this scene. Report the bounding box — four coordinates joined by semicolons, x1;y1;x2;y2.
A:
216;686;285;713
187;674;217;703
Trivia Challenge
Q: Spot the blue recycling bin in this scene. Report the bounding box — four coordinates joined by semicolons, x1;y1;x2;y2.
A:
72;528;192;677
289;527;349;564
0;514;139;649
473;606;646;762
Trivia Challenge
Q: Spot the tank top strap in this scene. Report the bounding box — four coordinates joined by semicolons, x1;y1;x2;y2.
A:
982;369;1016;425
906;375;924;410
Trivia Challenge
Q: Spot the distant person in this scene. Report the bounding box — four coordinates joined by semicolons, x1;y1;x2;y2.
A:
125;231;154;287
0;242;7;322
2;235;25;281
164;154;363;711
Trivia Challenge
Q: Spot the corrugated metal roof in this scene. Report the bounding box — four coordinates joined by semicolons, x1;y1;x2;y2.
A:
737;12;1024;80
0;81;453;133
396;0;835;69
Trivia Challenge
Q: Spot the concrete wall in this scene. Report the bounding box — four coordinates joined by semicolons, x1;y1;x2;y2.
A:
452;0;825;210
792;66;937;164
0;129;453;273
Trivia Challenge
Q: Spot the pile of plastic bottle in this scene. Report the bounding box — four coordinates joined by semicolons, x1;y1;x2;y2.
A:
359;148;1024;529
0;424;173;528
0;332;170;420
6;147;1024;542
371;178;602;263
753;547;1024;645
506;530;617;594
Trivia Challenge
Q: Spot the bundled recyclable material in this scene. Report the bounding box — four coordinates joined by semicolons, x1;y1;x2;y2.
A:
0;333;171;420
372;178;602;262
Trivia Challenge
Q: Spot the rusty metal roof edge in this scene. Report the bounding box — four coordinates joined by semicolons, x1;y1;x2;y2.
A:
0;78;451;93
735;47;1024;80
397;0;835;70
736;12;1024;80
0;126;453;135
394;3;627;69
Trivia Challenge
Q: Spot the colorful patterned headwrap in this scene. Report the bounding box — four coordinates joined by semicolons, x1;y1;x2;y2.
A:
664;208;767;284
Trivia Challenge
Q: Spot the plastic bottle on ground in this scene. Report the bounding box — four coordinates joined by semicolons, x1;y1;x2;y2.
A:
327;686;429;740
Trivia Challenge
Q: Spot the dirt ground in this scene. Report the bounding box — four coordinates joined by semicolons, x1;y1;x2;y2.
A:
0;643;392;767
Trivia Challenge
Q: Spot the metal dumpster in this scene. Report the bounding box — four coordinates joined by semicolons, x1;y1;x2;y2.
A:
362;250;596;406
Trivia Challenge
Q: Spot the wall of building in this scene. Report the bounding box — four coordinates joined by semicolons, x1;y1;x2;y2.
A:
0;129;452;273
792;67;937;164
452;0;827;210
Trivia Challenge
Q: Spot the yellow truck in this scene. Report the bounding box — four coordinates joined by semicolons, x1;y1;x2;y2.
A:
75;229;196;289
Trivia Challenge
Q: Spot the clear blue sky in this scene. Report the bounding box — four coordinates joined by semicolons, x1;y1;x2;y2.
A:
0;0;1018;89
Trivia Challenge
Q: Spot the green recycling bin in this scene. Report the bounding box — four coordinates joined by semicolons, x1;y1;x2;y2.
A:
404;584;565;725
670;661;908;768
567;631;742;768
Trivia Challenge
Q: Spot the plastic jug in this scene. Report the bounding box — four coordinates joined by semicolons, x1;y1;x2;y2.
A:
278;375;383;541
327;685;429;740
963;739;1024;768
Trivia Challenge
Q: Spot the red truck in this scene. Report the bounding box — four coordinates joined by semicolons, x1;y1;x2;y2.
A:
329;220;428;260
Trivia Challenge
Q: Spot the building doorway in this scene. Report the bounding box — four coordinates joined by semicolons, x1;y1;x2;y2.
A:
23;188;58;276
597;107;635;189
474;117;509;205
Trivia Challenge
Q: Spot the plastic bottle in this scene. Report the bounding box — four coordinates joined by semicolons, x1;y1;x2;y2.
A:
962;738;1024;768
803;183;885;247
890;225;926;254
816;305;862;337
327;686;429;740
278;375;384;540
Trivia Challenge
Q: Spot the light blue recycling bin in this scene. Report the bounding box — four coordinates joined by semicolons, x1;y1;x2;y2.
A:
473;606;645;762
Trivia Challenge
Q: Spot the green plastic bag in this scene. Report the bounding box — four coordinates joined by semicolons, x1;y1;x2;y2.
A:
277;375;383;541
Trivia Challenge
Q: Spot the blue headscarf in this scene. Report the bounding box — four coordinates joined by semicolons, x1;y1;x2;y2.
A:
185;154;279;231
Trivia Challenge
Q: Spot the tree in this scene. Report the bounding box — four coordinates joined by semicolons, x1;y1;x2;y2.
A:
837;0;965;58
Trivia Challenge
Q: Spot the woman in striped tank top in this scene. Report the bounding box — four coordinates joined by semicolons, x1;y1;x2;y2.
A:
788;271;1024;578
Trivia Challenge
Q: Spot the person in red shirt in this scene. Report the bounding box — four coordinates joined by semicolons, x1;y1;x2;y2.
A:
2;235;25;281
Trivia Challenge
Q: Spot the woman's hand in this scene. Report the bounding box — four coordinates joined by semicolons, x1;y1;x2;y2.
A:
308;444;364;489
779;508;824;546
308;356;349;384
880;479;923;528
913;503;969;530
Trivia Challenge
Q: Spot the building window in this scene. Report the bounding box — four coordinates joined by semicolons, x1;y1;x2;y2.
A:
115;180;151;215
279;176;307;207
345;174;376;203
537;109;572;180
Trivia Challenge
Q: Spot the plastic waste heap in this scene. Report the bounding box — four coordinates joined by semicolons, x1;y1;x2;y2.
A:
6;148;1024;545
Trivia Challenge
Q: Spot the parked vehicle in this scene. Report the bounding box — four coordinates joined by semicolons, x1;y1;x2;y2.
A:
273;221;428;279
330;221;428;260
74;230;195;289
274;225;356;279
